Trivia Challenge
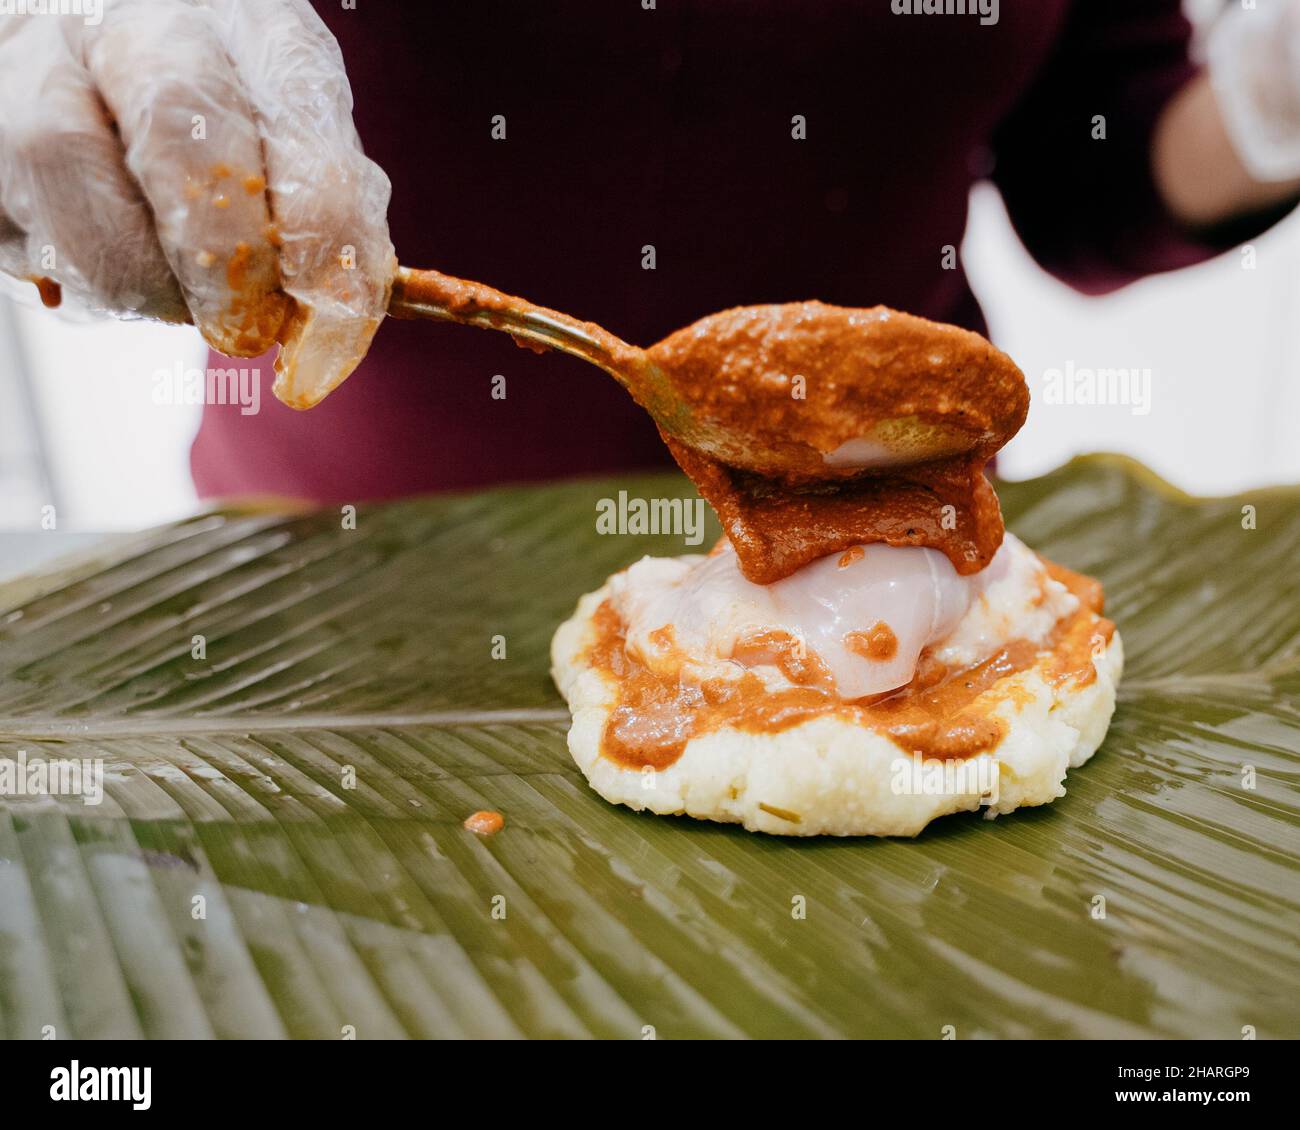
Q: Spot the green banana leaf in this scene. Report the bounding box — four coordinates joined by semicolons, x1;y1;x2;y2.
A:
0;454;1296;1040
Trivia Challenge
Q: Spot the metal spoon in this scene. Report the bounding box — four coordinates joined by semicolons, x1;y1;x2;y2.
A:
388;265;1025;482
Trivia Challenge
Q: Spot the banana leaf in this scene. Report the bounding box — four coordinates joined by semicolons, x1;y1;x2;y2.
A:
0;454;1296;1040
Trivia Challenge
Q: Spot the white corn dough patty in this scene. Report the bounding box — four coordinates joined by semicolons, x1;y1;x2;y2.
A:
551;545;1123;837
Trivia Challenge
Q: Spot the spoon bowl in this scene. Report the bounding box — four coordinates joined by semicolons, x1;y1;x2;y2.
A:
389;266;1026;482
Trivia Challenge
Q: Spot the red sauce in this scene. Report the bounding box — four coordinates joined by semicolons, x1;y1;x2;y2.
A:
665;434;1005;584
647;302;1028;584
392;268;632;359
648;624;676;652
731;628;835;690
463;810;505;835
390;273;1026;586
220;239;290;355
31;277;62;308
837;546;865;568
845;621;898;661
511;334;549;354
584;560;1112;770
226;241;253;291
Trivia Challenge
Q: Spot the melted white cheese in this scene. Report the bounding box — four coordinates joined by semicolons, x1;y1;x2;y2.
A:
609;533;1078;699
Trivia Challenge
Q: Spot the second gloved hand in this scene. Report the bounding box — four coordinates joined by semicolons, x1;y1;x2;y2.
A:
1208;0;1300;184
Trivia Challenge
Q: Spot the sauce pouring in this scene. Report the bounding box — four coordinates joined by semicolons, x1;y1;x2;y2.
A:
388;266;1028;584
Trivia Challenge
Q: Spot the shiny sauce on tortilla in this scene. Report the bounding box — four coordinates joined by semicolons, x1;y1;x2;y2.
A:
584;560;1112;770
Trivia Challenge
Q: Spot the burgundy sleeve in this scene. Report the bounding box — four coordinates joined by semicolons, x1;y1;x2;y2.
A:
990;0;1291;295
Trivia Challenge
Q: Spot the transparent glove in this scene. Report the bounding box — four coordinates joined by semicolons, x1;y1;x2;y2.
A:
0;0;395;408
1207;0;1300;183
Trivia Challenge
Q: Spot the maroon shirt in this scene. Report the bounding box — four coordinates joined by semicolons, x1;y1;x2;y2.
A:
192;0;1239;502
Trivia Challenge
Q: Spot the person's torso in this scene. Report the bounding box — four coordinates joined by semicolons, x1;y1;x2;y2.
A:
194;0;1071;501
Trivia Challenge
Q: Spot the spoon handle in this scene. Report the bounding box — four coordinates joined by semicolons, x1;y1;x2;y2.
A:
388;265;634;379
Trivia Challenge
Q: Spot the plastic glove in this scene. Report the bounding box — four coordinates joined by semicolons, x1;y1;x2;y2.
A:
0;0;395;408
1207;0;1300;183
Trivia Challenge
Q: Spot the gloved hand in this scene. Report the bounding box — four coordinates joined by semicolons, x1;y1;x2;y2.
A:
1208;0;1300;183
0;0;395;408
